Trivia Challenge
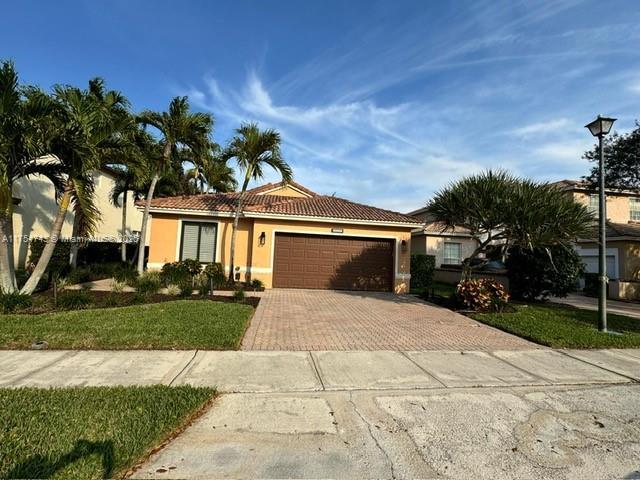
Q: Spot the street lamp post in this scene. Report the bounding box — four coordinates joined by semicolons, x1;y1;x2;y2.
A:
585;115;616;332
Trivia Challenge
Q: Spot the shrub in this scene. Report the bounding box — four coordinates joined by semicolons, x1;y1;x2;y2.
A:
179;284;194;297
137;272;162;296
166;284;181;296
110;280;126;293
160;262;191;286
57;290;92;310
103;294;120;308
233;288;246;303
249;279;264;291
203;263;225;287
583;272;603;297
181;259;202;277
410;254;435;290
0;290;33;314
506;245;585;300
195;275;211;296
112;263;138;284
65;267;92;285
456;278;509;312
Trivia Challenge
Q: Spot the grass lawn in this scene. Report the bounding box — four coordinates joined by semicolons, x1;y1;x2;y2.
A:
471;303;640;348
0;300;254;350
0;385;214;479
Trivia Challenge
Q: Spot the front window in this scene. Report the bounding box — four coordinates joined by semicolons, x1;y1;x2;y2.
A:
588;195;599;216
443;242;462;265
180;222;217;263
631;198;640;221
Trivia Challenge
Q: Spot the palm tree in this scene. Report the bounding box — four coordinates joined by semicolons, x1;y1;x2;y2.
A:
68;78;134;268
21;81;131;294
426;170;594;280
110;166;144;262
0;61;62;292
136;96;213;273
184;143;237;193
223;123;292;282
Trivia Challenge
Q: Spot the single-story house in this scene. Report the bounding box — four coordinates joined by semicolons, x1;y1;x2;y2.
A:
138;181;423;293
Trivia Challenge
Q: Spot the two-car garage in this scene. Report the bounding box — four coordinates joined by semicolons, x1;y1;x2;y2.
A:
272;233;395;291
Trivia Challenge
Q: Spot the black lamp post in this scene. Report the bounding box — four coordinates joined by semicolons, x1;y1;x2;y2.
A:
585;115;616;332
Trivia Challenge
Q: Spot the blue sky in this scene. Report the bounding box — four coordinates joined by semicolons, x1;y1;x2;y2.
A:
3;0;640;212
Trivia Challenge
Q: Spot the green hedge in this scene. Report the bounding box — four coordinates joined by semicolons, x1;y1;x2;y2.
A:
410;254;435;289
29;239;138;273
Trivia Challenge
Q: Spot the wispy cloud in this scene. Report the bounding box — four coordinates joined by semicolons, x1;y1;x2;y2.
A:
180;0;640;212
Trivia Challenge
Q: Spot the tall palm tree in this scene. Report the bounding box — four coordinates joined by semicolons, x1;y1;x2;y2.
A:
136;96;213;273
184;143;237;193
223;123;292;282
0;61;62;292
21;81;130;294
68;78;134;267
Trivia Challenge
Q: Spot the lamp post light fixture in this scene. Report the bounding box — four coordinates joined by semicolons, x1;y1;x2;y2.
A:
585;114;616;332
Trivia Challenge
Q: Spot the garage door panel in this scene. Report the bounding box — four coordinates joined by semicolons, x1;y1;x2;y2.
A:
273;233;394;291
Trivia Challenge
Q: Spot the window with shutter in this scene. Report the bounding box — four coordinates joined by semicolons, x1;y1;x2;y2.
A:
180;222;217;263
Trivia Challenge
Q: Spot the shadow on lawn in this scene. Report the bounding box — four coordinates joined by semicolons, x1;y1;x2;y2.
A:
8;439;115;479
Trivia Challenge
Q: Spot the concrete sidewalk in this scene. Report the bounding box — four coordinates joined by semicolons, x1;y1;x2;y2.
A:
550;293;640;319
1;348;638;390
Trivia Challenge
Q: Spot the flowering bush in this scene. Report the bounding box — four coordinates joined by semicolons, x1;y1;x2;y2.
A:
456;278;509;312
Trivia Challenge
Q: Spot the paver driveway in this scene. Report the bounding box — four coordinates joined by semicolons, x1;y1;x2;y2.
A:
241;289;537;351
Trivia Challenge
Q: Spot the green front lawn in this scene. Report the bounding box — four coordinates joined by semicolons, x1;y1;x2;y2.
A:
0;300;254;349
0;386;214;479
471;303;640;348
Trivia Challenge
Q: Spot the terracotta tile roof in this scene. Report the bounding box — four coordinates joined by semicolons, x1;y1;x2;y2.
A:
138;188;421;225
423;222;472;234
580;221;640;240
244;180;318;197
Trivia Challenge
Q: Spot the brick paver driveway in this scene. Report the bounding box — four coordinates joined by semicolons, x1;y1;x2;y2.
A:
241;289;537;351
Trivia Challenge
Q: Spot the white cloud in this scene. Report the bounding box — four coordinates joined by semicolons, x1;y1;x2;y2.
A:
510;118;571;137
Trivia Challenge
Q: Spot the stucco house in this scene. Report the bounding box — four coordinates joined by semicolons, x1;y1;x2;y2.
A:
12;164;143;268
408;207;479;268
138;181;422;293
553;179;640;300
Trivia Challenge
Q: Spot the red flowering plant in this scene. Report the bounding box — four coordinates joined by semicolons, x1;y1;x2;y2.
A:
456;278;509;312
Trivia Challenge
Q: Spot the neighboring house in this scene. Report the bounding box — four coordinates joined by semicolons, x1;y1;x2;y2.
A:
138;181;422;293
408;207;479;268
12;165;143;268
553;179;640;300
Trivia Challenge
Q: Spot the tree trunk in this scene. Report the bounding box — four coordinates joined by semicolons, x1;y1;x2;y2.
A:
121;189;128;263
228;176;251;283
0;211;17;293
21;183;72;295
69;214;80;268
137;174;159;274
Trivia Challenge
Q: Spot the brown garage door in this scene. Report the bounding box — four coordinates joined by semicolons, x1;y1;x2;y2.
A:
273;233;394;291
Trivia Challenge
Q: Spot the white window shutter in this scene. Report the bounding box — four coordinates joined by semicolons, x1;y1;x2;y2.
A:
181;224;200;260
199;224;217;263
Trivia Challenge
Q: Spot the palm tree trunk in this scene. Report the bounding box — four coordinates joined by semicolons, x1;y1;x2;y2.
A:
69;215;80;268
121;189;128;263
228;176;251;283
136;174;159;274
21;183;73;295
0;211;17;292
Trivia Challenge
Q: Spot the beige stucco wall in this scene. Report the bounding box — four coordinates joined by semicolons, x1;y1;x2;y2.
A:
11;170;143;267
578;240;640;282
264;186;309;198
411;233;478;267
573;192;633;223
146;213;414;293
